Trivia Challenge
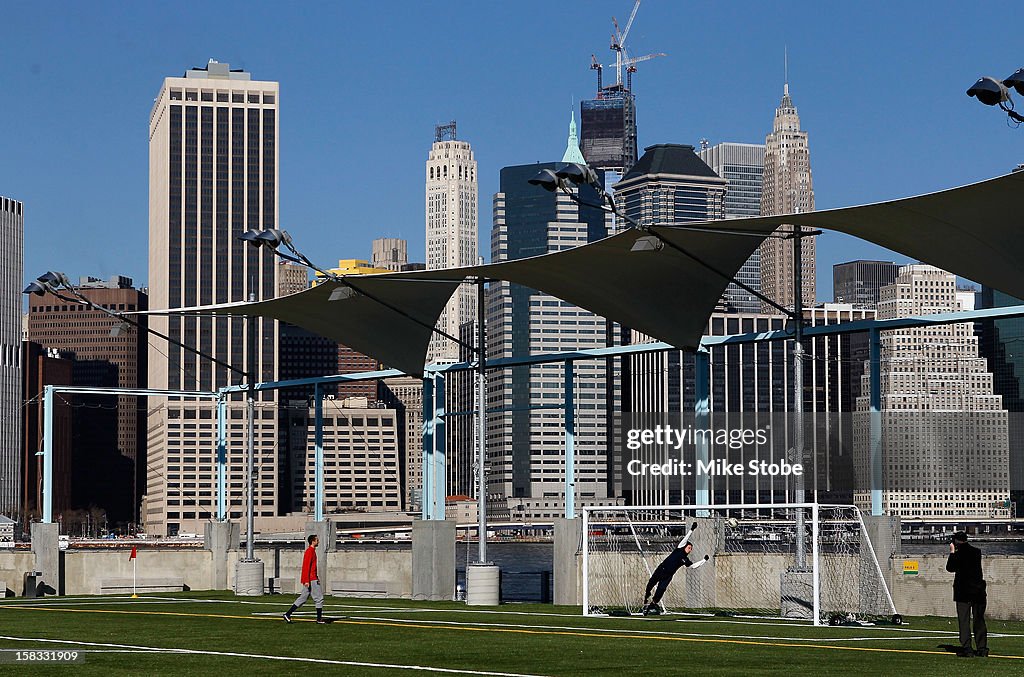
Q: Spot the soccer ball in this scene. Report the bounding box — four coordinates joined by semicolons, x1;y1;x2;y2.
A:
726;517;740;529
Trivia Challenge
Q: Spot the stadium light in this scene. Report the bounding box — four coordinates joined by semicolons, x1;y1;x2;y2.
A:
527;168;562;192
967;70;1024;124
23;271;246;377
239;227;476;353
554;162;601;189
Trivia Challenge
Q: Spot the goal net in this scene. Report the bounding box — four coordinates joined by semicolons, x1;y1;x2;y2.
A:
582;503;897;625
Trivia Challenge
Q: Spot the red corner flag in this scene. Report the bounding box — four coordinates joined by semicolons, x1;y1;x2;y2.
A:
129;546;137;560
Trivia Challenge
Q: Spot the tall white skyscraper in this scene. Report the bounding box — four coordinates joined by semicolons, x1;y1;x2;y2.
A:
0;195;23;516
146;61;281;536
425;122;478;364
854;265;1010;519
759;82;816;311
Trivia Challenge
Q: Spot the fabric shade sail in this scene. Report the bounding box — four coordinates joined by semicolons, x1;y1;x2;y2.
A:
657;169;1024;301
143;171;1024;376
143;275;463;376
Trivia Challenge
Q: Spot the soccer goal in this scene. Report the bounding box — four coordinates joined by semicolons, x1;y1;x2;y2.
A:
582;503;899;626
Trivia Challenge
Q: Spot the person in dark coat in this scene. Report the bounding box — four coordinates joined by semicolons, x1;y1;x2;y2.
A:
641;522;710;615
945;531;987;658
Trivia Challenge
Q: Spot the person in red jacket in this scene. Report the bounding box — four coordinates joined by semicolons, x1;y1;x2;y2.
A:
284;534;324;624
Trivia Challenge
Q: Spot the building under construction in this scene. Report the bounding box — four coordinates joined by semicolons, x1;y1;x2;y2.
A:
580;86;637;174
579;1;662;176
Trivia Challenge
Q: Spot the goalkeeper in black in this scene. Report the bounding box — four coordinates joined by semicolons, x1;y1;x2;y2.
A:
642;521;709;615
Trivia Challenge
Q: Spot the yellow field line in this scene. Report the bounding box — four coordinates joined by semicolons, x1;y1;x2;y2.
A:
1;604;1020;661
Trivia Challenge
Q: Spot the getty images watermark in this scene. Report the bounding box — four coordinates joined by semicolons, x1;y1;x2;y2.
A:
624;423;804;478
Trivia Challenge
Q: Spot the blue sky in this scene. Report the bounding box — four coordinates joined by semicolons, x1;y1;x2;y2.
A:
1;1;1021;302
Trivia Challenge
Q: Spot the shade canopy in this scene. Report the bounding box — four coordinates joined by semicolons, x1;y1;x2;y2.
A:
143;171;1024;376
143;275;463;376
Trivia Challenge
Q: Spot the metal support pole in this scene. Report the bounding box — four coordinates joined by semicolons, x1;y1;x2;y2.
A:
433;375;446;521
476;279;488;563
564;360;575;520
694;349;710;514
793;226;807;569
869;328;883;516
314;382;324;522
245;296;256;561
421;374;434;519
217;394;227;520
811;502;821;625
42;385;53;524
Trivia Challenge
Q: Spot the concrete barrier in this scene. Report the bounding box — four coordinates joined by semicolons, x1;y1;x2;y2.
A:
331;580;388;598
62;550;212;596
99;577;186;594
0;552;35;596
892;553;1024;620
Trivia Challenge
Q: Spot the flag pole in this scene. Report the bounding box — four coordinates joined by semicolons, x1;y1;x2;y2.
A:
130;546;138;598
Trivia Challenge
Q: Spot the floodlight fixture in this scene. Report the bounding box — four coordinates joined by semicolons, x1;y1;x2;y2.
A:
630;235;664;253
37;271;70;288
1004;68;1024;97
255;228;291;249
328;286;358;302
555;162;600;188
23;281;47;296
109;322;132;337
967;76;1010;106
527;169;562;192
238;229;264;246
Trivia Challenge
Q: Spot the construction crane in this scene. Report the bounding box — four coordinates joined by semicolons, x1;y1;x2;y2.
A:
609;0;642;88
590;54;603;92
591;0;665;95
610;52;667;92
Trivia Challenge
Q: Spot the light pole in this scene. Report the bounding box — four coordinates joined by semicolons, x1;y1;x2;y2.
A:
529;163;817;567
967;68;1024;124
238;229;498;601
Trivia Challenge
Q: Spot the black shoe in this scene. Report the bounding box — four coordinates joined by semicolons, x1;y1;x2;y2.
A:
974;649;989;657
316;618;327;624
956;650;973;658
283;614;292;624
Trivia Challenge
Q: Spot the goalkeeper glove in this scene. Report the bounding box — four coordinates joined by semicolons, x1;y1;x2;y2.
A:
703;555;710;561
691;521;698;530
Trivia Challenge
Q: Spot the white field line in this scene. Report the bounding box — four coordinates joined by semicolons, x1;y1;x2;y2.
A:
675;616;1024;637
9;595;1024;639
4;597;420;612
267;613;954;644
0;634;549;677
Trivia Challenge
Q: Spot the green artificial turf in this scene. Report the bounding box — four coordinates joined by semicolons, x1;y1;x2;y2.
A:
0;592;1020;675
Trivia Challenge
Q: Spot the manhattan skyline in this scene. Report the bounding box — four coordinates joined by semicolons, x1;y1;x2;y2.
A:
2;2;1022;303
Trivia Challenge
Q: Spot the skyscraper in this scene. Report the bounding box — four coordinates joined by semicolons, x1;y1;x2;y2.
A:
379;375;423;511
146;61;281;536
26;276;148;524
488;131;613;519
622;303;872;507
580;87;637;176
372;238;409;272
832;260;899;308
698;142;766;313
0;195;23;517
854;265;1010;519
21;343;72;523
759;82;816;311
615;144;726;502
976;287;1024;513
425;122;478;364
614;144;727;226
